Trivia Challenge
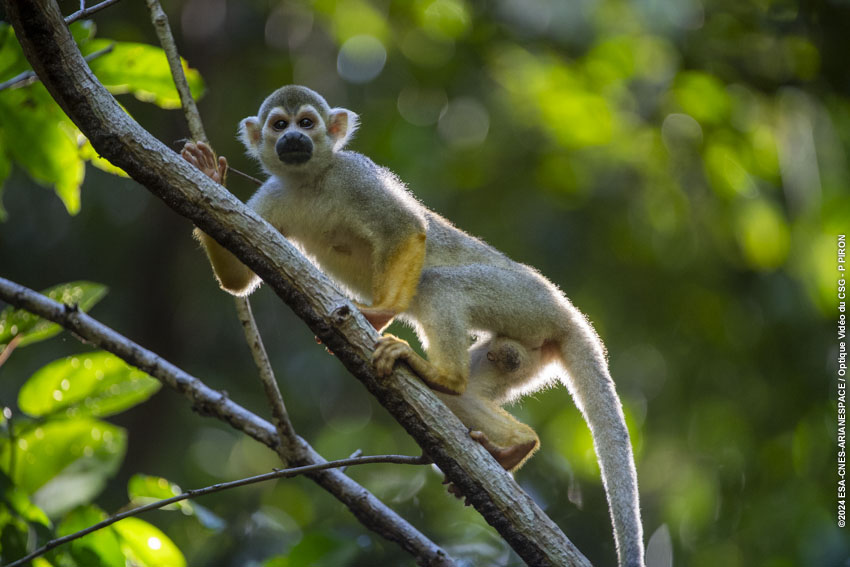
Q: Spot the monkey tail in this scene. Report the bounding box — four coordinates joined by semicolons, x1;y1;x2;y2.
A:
556;319;645;567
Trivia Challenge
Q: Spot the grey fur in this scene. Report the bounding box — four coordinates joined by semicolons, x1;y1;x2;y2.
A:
207;85;645;567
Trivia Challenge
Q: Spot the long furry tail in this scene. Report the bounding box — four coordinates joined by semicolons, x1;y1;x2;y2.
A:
558;320;645;567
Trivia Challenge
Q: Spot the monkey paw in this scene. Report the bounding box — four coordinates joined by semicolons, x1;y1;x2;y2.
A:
372;335;465;395
181;141;228;184
470;430;537;472
372;335;413;377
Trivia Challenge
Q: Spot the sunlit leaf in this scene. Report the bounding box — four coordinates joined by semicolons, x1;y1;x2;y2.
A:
0;281;108;350
19;352;159;419
57;505;124;567
112;517;186;567
85;40;205;109
0;84;85;215
78;136;129;178
0;23;29;81
126;474;226;531
6;419;125;510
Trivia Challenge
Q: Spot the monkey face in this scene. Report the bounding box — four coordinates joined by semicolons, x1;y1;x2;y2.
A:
238;85;360;175
266;107;322;167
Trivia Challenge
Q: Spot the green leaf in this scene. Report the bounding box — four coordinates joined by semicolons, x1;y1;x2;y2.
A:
127;475;182;509
112;517;186;567
85;40;205;109
127;475;225;531
0;522;28;565
0;281;107;353
0;24;30;81
78;137;129;178
0;84;85;215
18;352;160;419
57;505;124;567
0;471;50;527
6;418;126;517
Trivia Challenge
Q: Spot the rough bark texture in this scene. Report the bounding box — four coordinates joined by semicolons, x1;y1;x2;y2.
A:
4;2;593;566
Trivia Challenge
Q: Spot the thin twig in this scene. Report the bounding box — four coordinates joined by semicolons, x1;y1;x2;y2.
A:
2;453;427;567
233;297;298;458
228;166;264;187
0;44;114;92
145;0;205;142
0;334;23;368
65;0;123;25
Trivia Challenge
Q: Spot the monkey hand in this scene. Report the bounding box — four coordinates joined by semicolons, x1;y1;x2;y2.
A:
372;335;466;395
469;430;537;472
181;141;228;185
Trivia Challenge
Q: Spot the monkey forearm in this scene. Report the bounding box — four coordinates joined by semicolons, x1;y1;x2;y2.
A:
193;228;259;295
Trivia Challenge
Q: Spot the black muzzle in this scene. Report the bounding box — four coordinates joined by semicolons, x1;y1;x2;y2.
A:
276;132;313;164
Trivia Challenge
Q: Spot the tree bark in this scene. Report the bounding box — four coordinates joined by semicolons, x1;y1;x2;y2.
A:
4;2;592;565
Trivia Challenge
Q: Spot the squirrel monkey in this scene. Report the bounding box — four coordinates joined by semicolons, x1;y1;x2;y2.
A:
183;85;645;567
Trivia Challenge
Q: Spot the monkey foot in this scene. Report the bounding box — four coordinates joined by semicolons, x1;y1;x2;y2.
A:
181;141;228;184
470;430;537;471
372;335;465;395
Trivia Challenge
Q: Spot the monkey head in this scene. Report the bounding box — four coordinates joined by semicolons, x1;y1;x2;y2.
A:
239;85;358;176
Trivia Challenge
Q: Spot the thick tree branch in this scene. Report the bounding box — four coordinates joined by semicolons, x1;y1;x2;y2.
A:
5;2;591;565
0;277;453;567
3;453;428;567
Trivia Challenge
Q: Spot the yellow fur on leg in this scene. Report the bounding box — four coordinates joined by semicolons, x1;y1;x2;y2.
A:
193;229;258;295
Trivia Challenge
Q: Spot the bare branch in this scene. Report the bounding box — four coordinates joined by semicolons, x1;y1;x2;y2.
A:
3;452;427;567
64;0;122;25
0;277;455;567
233;297;298;457
228;166;264;187
144;0;205;142
5;2;592;564
0;44;114;92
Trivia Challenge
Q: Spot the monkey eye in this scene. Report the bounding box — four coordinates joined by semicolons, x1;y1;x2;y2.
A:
299;117;314;129
272;119;288;131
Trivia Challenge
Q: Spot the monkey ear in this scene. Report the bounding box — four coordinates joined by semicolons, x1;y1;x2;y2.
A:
238;116;262;158
327;108;359;151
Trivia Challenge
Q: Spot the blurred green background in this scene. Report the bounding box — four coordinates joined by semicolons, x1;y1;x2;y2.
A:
1;0;849;565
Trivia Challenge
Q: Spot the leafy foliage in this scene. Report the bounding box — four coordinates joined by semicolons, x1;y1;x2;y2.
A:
0;285;189;566
0;21;204;219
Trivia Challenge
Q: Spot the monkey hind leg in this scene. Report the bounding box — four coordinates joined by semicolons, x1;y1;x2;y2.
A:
437;390;539;472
